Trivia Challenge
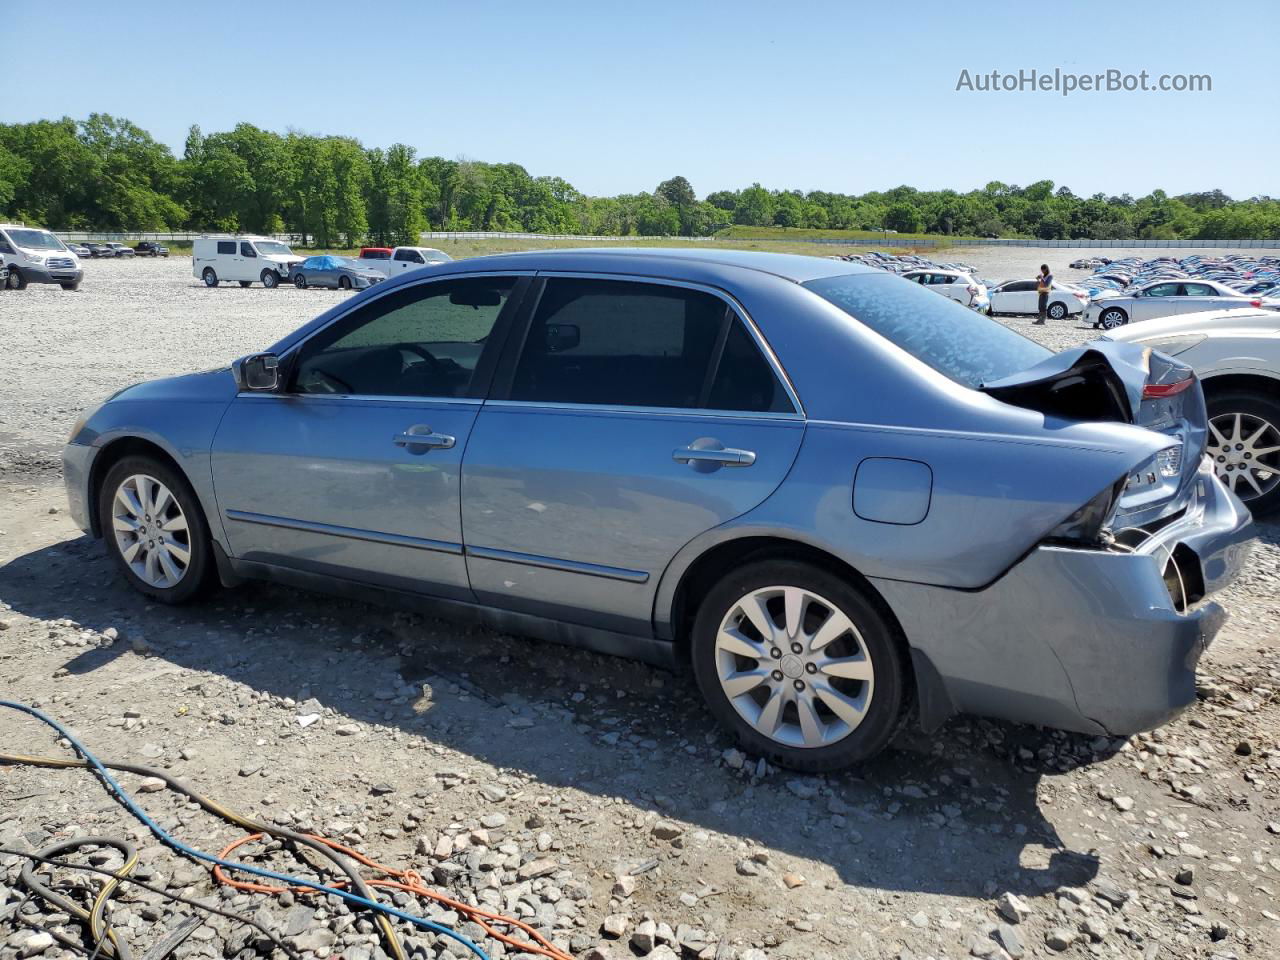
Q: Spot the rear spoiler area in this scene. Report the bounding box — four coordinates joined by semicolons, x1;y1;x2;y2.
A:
979;340;1160;424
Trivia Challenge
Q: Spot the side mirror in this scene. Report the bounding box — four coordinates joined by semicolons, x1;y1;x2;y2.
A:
233;353;280;392
545;323;580;353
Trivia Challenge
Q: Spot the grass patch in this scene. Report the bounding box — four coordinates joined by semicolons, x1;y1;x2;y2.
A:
714;224;974;247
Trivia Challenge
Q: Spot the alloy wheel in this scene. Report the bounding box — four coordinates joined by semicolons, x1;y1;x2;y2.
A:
713;586;874;749
111;474;192;589
1099;308;1126;329
1208;412;1280;501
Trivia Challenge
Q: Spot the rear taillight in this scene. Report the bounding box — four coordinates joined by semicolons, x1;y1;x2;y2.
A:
1250;299;1262;307
1143;379;1194;399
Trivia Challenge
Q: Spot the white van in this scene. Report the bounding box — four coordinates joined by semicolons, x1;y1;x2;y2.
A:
192;236;303;288
0;224;83;290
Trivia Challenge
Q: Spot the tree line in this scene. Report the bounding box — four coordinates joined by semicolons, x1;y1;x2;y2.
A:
2;114;1278;243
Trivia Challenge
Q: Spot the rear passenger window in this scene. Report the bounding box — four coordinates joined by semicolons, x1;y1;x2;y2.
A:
1183;283;1215;296
509;278;793;413
707;320;795;413
217;241;236;255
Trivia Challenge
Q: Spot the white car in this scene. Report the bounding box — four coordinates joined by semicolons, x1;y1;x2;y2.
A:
1106;307;1280;511
989;279;1089;320
900;268;988;311
192;236;304;288
1084;279;1262;330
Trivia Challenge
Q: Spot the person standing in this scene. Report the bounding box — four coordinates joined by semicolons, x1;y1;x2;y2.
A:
1034;263;1053;324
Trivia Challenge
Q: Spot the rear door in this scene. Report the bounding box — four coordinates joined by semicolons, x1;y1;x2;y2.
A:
1133;282;1181;321
211;274;528;598
1179;281;1229;315
461;275;806;636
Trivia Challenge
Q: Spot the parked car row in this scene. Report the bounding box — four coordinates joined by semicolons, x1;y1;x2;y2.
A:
192;237;453;289
63;248;1255;772
1079;255;1280;328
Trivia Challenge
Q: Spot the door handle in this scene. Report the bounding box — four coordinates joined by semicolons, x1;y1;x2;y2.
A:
393;428;455;450
673;442;756;467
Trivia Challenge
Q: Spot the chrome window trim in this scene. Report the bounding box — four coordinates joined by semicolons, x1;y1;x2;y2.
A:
483;399;804;422
235;392;483;406
524;269;807;418
224;509;464;555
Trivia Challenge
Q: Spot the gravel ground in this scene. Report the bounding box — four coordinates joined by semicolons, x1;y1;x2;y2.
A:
1;250;1278;960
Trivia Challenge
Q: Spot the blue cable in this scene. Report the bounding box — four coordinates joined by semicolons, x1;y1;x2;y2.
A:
0;699;489;960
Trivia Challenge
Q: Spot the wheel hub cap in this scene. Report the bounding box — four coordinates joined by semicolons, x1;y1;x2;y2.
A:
714;585;875;749
110;474;192;589
1208;412;1280;501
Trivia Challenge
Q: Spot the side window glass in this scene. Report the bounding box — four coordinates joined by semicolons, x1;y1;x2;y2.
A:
217;241;236;255
292;277;516;398
409;251;425;263
241;242;257;258
393;249;411;261
707;319;795;413
509;279;728;409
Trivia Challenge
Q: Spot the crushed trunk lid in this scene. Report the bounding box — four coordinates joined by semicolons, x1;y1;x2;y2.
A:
981;339;1208;529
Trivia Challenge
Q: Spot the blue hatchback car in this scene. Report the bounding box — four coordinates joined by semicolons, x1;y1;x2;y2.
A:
63;249;1252;770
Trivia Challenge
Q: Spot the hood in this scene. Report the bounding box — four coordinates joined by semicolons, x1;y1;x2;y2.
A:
1105;308;1280;343
112;368;239;404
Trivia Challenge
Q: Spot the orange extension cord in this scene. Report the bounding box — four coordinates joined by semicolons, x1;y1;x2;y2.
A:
214;832;575;960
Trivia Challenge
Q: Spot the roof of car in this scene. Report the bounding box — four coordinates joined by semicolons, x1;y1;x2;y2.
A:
443;247;880;283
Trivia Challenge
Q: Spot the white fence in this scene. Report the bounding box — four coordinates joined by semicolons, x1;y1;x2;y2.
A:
52;229;1280;250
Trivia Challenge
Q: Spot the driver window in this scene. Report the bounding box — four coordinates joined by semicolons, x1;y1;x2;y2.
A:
241;242;257;258
292;277;516;398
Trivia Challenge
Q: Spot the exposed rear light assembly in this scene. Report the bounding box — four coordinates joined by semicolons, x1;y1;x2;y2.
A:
1142;378;1195;399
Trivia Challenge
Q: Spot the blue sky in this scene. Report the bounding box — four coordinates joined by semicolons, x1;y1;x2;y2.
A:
11;0;1277;199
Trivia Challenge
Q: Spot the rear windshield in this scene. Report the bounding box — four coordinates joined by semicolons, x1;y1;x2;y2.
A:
804;272;1051;388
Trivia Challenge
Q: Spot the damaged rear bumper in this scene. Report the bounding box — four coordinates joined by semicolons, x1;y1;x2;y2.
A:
873;462;1253;737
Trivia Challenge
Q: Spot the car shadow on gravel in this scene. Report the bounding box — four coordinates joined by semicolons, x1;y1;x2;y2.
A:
1;534;1106;899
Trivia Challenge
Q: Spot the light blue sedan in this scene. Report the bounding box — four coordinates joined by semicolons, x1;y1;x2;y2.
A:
63;249;1252;770
290;255;385;291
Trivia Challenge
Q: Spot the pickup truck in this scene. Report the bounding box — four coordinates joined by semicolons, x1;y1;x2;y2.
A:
359;246;453;278
134;241;170;257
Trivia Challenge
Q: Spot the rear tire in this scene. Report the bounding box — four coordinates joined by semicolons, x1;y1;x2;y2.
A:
295;274;307;289
1098;306;1128;329
60;281;81;291
98;455;214;604
202;268;218;287
238;280;251;288
1205;389;1280;515
690;559;908;772
7;267;27;290
261;270;279;289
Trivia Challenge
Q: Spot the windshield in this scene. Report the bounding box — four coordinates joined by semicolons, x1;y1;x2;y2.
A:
805;272;1052;389
7;229;67;251
254;240;294;256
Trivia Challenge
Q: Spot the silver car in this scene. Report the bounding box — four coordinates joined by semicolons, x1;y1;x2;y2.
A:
1106;306;1280;512
1086;279;1257;330
62;250;1252;771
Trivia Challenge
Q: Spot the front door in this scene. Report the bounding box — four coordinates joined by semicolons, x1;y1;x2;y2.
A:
211;274;526;599
462;276;806;636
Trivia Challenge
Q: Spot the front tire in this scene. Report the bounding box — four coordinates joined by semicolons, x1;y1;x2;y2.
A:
7;267;27;290
98;456;213;604
261;270;279;289
1047;301;1068;320
1206;390;1280;515
1098;306;1128;329
339;275;352;290
202;268;218;287
691;559;907;772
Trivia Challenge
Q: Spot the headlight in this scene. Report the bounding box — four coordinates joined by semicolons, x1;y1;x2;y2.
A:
1135;334;1207;357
